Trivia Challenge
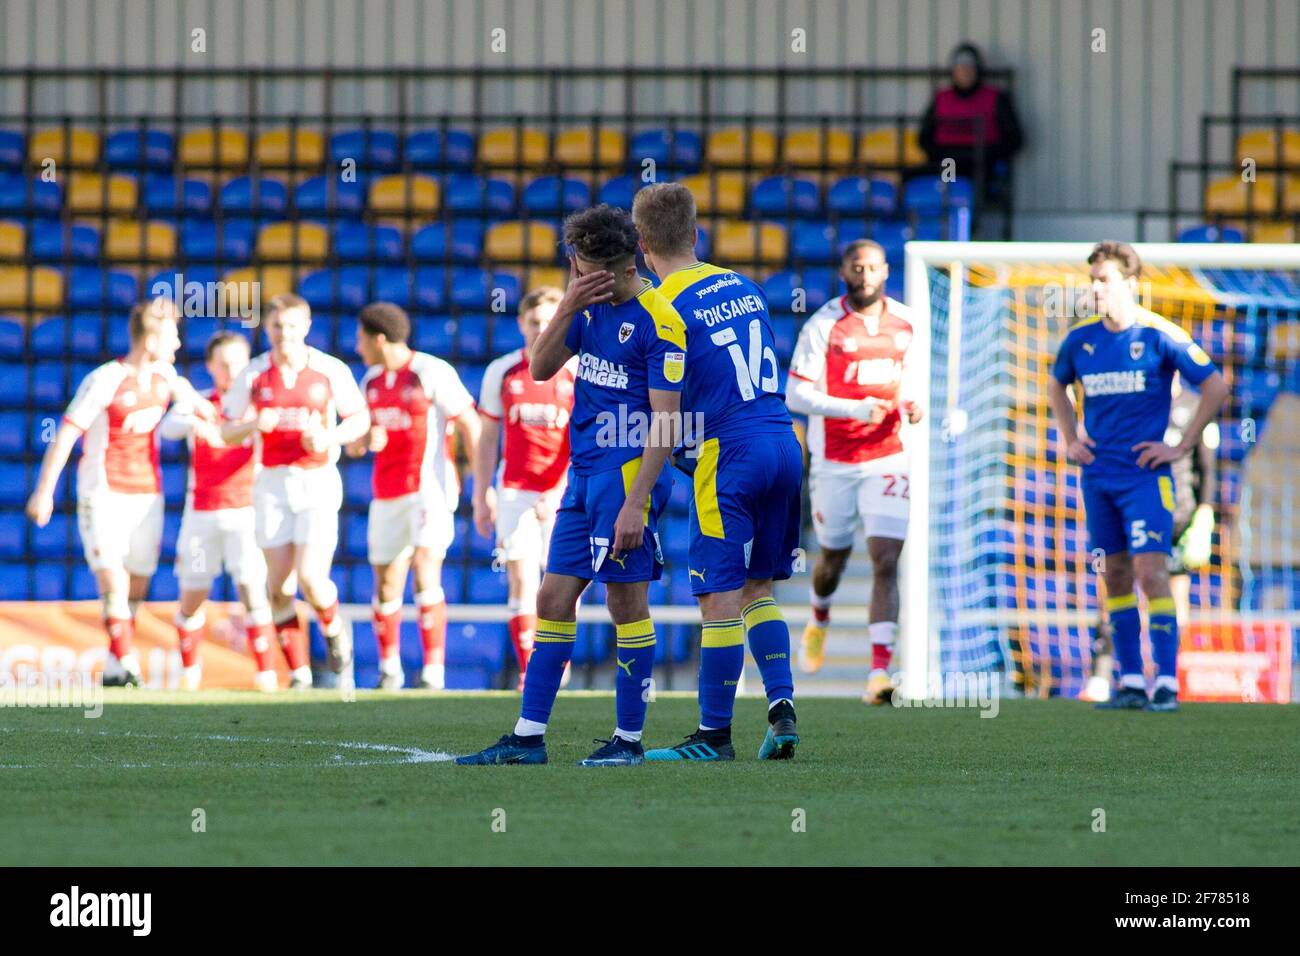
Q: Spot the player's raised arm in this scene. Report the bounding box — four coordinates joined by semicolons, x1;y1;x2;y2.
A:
530;257;613;380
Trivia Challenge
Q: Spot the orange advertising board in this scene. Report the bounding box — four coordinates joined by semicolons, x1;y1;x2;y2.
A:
1177;619;1293;703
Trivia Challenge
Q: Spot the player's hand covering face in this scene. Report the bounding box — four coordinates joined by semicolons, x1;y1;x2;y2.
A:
560;256;616;316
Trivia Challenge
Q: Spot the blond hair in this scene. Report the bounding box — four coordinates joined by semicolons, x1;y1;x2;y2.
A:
631;182;697;258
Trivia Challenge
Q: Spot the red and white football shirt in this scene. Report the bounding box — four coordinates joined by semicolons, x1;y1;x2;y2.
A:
361;351;474;508
162;390;257;511
789;295;915;474
64;359;187;496
225;348;365;470
478;349;575;493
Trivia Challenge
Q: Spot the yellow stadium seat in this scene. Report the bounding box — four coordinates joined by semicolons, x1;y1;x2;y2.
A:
1284;174;1300;213
706;127;777;167
255;128;325;169
223;266;295;303
485;221;559;263
1203;175;1278;215
1249;221;1296;243
681;172;747;216
255;222;329;262
29;128;99;167
1234;128;1300;166
180;128;250;168
0;222;23;258
515;266;567;292
554;129;626;170
783;128;853;168
479;127;550;169
713;220;788;265
0;266;62;309
104;220;176;262
369;174;440;215
67;173;138;213
859;128;926;167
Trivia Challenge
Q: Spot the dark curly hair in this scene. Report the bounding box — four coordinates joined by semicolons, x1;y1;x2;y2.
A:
562;204;640;268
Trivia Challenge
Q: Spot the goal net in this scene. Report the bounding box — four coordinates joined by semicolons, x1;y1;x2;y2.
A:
901;242;1300;702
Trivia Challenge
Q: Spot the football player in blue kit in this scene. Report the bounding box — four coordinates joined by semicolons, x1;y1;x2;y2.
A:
457;205;688;766
632;183;803;760
1048;241;1228;712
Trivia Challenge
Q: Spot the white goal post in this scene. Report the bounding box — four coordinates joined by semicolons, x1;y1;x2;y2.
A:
900;240;1300;702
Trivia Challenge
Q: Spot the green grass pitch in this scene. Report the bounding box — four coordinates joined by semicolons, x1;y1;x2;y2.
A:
1;691;1296;866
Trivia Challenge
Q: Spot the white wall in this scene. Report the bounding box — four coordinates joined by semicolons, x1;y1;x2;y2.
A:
1;0;1296;232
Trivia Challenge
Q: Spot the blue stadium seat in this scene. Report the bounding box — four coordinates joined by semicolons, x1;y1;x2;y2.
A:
33;561;67;601
335;319;358;355
458;363;486;401
491;318;525;354
455;314;488;361
300;267;369;311
465;565;508;604
827;176;897;215
597;174;642;209
572;624;612;666
444;174;515;217
304;318;334;353
106;130;175;170
871;220;913;259
0;362;25;407
0;131;22;169
104;315;132;354
145;265;219;303
405;129;476;171
181;220;254;262
0;318;23;357
411;315;455;356
772;315;797;361
219;176;288;215
628;129;702;172
142;175;211;215
0;511;24;558
161;461;187;500
344;512;369;559
67;268;137;309
30;223;101;263
68;564;96;600
0;563;29;599
1178;224;1245;243
344;460;371;505
160;508;181;560
30;512;71;558
150;572;179;602
0;465;27;506
750;176;821;215
445;268;490;310
521;176;592;216
0;410;26;455
31;315;102;358
902;175;974;214
0;174;61;215
294;174;367;215
791;221;835;262
762;270;830;314
411;221;484;264
328;129;400;173
373;266;447;311
333;223;403;263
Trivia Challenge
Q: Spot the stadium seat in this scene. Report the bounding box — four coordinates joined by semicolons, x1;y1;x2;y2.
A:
554;128;625;170
1177;224;1244;243
30;222;100;263
255;221;329;262
827;175;897;215
858;128;926;166
0;221;21;258
405;129;476;171
465;565;509;605
790;221;835;262
142;175;212;215
903;175;975;213
222;266;294;302
1234;128;1300;166
478;127;549;169
0;362;23;405
0;265;62;309
491;318;526;354
597;174;644;209
628;128;703;173
411;221;484;264
30;512;72;558
1249;220;1296;243
219;176;289;214
0;317;21;357
373;266;447;311
105;130;174;170
0;174;61;215
762;270;830;314
871;220;914;259
328;129;400;172
181;220;255;262
706;127;777;167
31;315;102;358
680;172;747;215
67;267;137;308
514;266;566;294
179;316;221;358
179;127;249;169
343;461;371;506
783;128;853;168
1204;174;1277;215
485;220;559;263
369;173;440;216
66;173;138;213
343;511;369;558
0;463;26;506
0;512;24;559
254;128;325;168
29;127;99;167
749;175;821;215
454;314;489;360
443;174;516;217
0;410;27;453
521;175;592;216
713;220;788;264
146;265;219;302
333;222;403;263
0;562;29;599
412;317;453;357
299;267;369;311
0;130;22;169
294;174;367;215
104;219;177;262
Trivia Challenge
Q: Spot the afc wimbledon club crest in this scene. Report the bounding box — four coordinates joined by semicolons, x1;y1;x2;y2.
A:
618;321;635;344
1130;341;1145;361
